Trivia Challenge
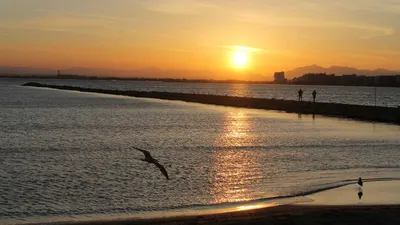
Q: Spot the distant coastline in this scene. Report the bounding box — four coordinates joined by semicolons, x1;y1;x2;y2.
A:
22;82;400;124
3;73;400;87
1;74;272;84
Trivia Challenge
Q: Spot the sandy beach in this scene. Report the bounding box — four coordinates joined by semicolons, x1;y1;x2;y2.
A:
128;205;400;225
21;181;399;225
30;205;398;225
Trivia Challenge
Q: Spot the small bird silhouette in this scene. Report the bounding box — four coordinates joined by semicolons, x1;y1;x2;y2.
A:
358;177;363;186
133;147;169;180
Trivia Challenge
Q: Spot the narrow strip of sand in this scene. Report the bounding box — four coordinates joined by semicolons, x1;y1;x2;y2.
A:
22;82;400;124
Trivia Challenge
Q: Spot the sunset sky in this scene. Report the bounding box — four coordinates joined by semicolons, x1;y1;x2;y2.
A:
1;0;400;80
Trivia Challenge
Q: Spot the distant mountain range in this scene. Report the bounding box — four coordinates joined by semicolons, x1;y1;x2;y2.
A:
285;65;399;79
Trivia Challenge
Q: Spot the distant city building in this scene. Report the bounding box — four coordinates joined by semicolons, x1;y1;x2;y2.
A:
274;72;286;83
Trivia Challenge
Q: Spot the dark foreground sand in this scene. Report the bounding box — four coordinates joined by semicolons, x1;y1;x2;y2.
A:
50;205;400;225
37;181;399;225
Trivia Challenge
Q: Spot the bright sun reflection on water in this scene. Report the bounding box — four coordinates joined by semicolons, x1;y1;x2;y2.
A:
210;111;262;204
236;203;277;211
218;112;251;145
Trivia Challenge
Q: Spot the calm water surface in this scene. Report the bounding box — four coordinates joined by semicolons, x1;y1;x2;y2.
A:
6;78;400;107
1;80;400;223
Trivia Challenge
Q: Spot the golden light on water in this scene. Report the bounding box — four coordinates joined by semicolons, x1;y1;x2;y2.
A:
236;204;263;211
223;112;249;140
236;203;277;211
209;111;262;204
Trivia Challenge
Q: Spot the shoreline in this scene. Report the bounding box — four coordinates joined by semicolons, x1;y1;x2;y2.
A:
94;205;400;225
19;181;400;225
21;82;400;124
18;205;400;225
103;205;400;225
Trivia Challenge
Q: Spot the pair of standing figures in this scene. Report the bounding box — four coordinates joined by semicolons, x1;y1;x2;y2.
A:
298;89;317;102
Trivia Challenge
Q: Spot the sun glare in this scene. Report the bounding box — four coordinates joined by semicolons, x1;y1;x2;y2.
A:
233;51;248;68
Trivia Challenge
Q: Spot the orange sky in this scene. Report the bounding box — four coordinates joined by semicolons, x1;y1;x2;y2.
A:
1;0;400;80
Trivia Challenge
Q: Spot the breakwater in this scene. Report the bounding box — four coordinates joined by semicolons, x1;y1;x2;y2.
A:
22;82;400;124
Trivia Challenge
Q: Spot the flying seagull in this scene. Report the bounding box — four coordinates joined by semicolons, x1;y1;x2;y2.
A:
133;147;169;180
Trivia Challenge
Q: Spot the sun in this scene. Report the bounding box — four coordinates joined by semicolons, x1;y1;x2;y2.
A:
232;51;248;68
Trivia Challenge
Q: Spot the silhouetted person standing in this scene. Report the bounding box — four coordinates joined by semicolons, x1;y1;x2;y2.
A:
298;89;303;101
358;177;363;186
312;90;317;102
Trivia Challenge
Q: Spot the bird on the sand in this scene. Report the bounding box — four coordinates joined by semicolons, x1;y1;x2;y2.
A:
133;147;169;180
358;177;363;186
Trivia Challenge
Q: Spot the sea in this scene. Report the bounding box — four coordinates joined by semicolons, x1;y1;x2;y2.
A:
1;78;400;224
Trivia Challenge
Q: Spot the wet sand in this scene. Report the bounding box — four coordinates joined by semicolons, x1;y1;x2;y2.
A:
22;82;400;124
23;205;398;225
299;181;400;206
22;181;400;225
129;205;400;225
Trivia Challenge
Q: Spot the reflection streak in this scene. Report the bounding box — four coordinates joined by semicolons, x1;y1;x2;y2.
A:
209;111;262;204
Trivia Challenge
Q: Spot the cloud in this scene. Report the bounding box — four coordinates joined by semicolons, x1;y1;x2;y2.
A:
140;0;216;14
2;15;102;35
155;47;190;53
0;23;73;33
348;24;395;39
1;11;137;37
219;45;269;54
237;12;395;39
325;0;400;14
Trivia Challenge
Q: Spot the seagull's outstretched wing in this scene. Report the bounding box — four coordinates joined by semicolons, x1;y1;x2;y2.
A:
154;161;169;180
133;146;169;180
133;147;153;159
